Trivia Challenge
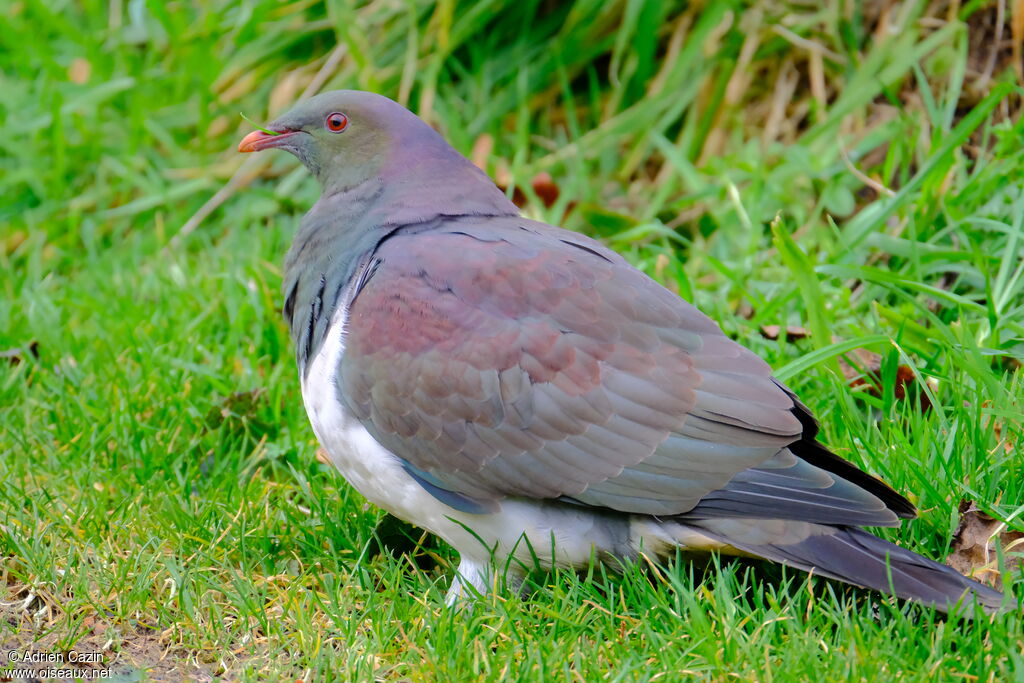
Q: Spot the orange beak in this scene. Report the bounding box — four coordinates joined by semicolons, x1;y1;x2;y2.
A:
238;129;299;153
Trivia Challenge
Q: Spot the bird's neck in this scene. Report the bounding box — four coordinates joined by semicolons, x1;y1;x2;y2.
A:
375;138;520;226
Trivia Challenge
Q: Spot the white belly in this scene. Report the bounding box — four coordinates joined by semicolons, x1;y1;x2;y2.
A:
300;302;457;535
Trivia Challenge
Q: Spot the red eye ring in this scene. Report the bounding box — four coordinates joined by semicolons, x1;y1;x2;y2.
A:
325;112;348;133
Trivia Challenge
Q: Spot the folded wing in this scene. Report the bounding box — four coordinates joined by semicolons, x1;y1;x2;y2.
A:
337;216;910;525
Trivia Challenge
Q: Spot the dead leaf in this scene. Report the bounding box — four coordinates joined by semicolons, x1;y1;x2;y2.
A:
1013;0;1024;81
268;69;305;117
837;344;882;381
4;229;27;255
68;57;91;84
1;340;39;366
471;133;493;171
206;115;230;139
203;388;267;430
947;500;1023;588
530;171;560;208
760;324;808;341
493;159;512;189
736;301;755;320
487;157;562;210
315;448;331;465
508;185;527;207
836;344;930;411
977;399;1017;455
653;253;680;294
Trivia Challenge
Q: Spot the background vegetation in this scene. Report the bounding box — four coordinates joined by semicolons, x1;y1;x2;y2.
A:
2;0;1023;680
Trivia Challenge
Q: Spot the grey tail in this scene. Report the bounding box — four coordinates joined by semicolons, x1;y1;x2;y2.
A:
695;523;1006;614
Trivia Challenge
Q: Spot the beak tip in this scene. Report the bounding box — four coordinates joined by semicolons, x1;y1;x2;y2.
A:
238;130;270;154
238;128;300;153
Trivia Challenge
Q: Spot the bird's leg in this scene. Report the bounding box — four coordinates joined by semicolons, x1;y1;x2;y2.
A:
446;556;491;606
445;555;531;606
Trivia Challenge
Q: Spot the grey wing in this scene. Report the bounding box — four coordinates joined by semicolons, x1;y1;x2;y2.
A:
338;217;912;526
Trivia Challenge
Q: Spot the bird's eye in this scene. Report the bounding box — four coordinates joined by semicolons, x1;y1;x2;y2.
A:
325;112;349;133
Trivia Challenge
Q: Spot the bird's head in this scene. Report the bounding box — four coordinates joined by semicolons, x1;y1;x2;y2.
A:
239;89;517;219
239;90;435;195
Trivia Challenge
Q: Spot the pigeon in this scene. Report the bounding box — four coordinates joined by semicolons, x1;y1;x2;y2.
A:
238;90;1006;613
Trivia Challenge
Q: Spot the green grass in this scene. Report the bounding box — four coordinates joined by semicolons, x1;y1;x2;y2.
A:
2;0;1023;680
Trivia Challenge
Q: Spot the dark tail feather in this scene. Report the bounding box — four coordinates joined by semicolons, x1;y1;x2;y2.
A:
695;522;1006;614
778;383;918;521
